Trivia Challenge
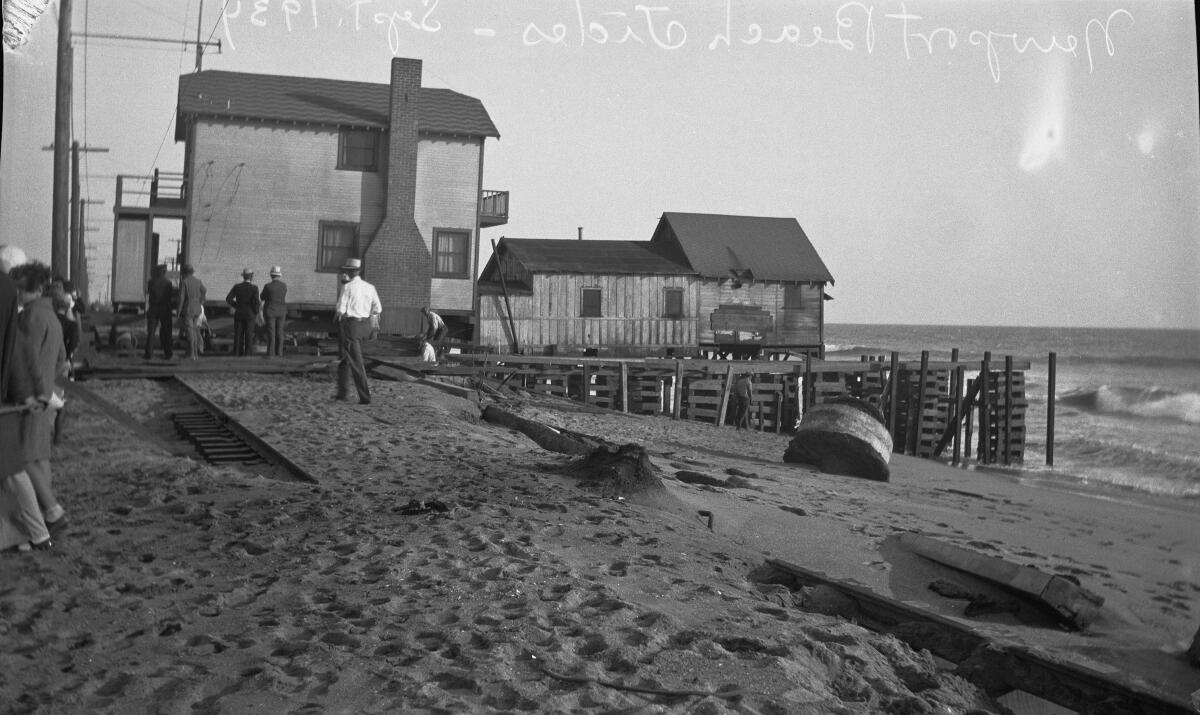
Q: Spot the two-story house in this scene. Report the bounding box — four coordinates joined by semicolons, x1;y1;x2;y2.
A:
169;57;505;335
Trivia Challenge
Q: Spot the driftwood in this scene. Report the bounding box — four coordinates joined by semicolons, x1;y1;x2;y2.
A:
481;405;604;455
481;405;664;497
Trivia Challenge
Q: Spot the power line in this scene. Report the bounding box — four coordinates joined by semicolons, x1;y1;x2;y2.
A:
203;0;233;51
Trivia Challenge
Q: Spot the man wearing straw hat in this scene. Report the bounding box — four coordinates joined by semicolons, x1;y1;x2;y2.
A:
260;266;288;358
333;257;381;404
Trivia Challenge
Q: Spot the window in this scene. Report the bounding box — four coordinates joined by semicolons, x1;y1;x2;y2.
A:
338;129;378;171
434;229;471;278
581;288;602;317
664;287;684;318
784;284;804;309
318;221;358;272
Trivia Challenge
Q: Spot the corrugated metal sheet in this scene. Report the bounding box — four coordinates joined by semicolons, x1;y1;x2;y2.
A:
176;70;499;139
655;212;835;284
493;238;694;275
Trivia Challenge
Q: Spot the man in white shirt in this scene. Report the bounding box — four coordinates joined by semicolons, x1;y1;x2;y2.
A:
333;258;382;404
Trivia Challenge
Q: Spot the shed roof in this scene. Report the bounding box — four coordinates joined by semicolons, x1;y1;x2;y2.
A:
492;238;693;275
654;212;834;283
175;70;499;140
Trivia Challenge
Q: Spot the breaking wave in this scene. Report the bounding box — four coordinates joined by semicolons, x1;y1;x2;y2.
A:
1057;385;1200;426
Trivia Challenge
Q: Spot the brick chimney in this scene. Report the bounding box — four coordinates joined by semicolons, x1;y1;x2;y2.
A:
364;57;428;334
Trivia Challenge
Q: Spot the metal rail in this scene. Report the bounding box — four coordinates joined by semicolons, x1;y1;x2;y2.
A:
173;376;318;484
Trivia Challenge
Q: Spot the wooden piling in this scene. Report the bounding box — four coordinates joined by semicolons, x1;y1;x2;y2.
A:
964;377;974;460
952;365;964;464
581;361;591;405
803;357;812;413
717;363;734;428
979;352;991;464
887;351;900;446
1047;351;1057;467
672;360;683;420
620;361;629;414
1003;355;1013;465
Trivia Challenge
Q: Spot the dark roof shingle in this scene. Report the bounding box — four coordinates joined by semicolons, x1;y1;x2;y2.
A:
655;212;834;283
176;70;498;140
495;238;693;275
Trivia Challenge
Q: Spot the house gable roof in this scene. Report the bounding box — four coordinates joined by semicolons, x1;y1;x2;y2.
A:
481;238;693;278
175;70;499;140
653;212;834;283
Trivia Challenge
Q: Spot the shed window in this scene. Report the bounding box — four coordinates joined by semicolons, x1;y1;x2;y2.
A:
784;284;804;309
318;221;359;273
581;288;602;317
434;229;471;278
338;129;378;171
664;287;684;318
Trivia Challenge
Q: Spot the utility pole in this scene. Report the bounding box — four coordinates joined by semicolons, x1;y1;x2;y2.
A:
44;140;108;284
195;0;205;71
51;0;73;277
70;141;109;285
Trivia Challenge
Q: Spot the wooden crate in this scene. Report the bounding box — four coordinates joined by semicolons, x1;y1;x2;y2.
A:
684;378;724;425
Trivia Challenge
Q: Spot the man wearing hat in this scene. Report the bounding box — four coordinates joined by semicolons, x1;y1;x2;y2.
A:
177;264;207;360
226;268;261;357
333;257;381;404
143;264;175;360
260;266;288;358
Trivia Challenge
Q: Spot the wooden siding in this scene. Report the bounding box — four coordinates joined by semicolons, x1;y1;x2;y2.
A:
477;273;698;353
416;136;481;313
697;279;823;347
186;122;483;316
187;121;385;306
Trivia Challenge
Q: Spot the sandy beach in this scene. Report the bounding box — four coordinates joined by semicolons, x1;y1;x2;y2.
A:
2;360;1198;713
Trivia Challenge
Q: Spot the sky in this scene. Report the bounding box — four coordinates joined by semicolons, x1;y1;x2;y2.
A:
3;0;1198;329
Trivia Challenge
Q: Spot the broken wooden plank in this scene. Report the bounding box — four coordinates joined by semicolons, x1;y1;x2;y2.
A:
762;558;1193;715
897;533;1104;630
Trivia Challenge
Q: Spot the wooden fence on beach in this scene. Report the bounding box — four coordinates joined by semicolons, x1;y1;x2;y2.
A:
454;351;1032;466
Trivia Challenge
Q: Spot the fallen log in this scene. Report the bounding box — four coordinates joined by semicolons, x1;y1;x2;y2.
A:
481;405;600;455
480;405;665;497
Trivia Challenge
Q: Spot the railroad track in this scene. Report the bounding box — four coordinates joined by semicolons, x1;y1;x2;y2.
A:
66;376;317;483
171;410;267;465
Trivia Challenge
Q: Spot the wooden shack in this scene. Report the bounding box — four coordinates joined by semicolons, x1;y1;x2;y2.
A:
476;212;834;358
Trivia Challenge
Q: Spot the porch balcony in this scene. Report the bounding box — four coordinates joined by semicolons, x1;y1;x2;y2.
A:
114;169;188;218
480;189;509;227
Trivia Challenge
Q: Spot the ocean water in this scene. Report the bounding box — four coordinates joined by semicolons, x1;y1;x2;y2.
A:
822;324;1200;501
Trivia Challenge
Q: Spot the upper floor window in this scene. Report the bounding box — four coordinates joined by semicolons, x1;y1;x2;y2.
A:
664;287;684;318
581;288;602;317
338;129;378;172
434;229;471;278
318;221;358;273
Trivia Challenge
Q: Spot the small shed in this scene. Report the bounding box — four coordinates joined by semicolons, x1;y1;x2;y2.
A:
477;238;696;356
650;212;835;358
476;212;834;358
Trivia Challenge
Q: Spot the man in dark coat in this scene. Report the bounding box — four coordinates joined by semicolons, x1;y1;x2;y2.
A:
144;264;174;359
225;268;261;357
1;245;54;551
259;266;288;357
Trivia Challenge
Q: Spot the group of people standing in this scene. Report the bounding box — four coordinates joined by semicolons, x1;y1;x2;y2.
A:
1;245;71;554
143;263;289;360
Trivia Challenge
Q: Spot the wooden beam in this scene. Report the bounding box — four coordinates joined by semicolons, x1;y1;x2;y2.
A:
716;363;734;428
